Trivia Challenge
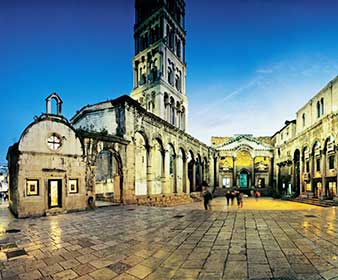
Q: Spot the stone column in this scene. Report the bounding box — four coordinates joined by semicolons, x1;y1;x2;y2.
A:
192;161;196;192
310;152;314;195
173;154;177;193
233;156;237;187
336;150;338;199
183;157;188;193
147;147;153;195
276;164;280;194
269;157;273;188
214;157;219;189
161;150;167;194
299;157;303;195
251;156;255;188
321;152;326;199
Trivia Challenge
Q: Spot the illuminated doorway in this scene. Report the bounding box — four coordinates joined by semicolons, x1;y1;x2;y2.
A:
48;179;62;208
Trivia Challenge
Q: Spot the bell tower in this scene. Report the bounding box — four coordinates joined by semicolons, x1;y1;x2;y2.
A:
130;0;188;131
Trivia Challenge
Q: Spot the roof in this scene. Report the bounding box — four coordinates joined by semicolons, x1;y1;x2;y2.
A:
214;134;274;152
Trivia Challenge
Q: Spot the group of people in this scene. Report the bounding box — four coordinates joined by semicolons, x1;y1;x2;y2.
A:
225;190;243;208
202;181;248;210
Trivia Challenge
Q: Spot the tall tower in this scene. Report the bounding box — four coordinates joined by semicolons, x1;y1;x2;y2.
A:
131;0;188;131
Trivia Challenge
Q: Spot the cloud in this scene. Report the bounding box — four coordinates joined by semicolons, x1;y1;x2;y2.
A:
187;54;338;145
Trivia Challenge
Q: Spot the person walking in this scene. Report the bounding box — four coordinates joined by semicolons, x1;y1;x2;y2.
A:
225;190;231;206
254;190;261;201
235;191;241;208
202;182;212;210
230;190;235;206
239;192;244;208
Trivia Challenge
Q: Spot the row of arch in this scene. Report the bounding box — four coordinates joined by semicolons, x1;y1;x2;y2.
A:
134;131;208;196
283;135;337;198
164;93;185;129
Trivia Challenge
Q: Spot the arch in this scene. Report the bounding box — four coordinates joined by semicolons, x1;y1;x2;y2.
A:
187;150;195;192
95;149;123;203
202;156;208;182
135;132;148;195
195;153;202;191
312;140;322;198
46;92;63;115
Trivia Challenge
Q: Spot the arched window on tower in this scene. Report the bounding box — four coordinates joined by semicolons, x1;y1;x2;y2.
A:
176;38;181;58
302;113;306;128
168;67;174;85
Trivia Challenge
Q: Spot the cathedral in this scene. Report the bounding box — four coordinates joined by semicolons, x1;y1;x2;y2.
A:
7;0;338;218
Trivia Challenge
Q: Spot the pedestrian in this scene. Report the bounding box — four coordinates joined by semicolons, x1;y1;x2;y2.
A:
239;192;244;208
202;181;212;210
255;190;260;201
230;191;235;205
225;190;231;206
236;191;241;208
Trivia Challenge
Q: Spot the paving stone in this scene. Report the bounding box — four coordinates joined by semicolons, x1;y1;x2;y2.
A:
18;270;42;280
72;264;96;276
89;268;118;280
127;264;154;279
52;269;78;280
0;198;337;280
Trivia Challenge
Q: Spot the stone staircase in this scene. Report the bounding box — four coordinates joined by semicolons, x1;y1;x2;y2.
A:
285;197;338;207
135;193;193;207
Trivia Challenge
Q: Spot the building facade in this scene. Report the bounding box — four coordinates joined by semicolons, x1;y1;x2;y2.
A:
211;135;274;195
7;0;214;218
274;76;338;200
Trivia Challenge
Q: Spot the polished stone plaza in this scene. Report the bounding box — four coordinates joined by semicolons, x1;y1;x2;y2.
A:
0;198;338;280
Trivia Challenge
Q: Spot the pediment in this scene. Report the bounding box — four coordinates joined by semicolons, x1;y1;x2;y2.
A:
215;135;273;151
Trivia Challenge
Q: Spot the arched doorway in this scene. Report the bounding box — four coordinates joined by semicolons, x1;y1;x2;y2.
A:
239;169;249;188
95;150;123;203
188;150;195;192
195;154;202;191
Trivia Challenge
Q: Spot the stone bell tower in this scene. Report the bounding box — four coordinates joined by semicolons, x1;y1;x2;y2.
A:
130;0;188;131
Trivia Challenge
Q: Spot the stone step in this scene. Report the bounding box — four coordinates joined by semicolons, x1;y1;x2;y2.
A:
285;197;338;207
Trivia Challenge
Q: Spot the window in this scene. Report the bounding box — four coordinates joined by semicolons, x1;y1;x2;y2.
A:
329;155;335;170
306;161;310;172
316;158;321;172
68;179;78;194
302;113;305;127
321;97;324;115
26;179;39;196
47;133;62;151
317;101;321;118
168;67;173;85
175;74;181;91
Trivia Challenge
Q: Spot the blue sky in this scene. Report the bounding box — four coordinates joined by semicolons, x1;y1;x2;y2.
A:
1;0;338;163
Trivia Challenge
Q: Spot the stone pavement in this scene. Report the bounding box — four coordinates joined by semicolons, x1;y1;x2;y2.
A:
0;198;338;280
